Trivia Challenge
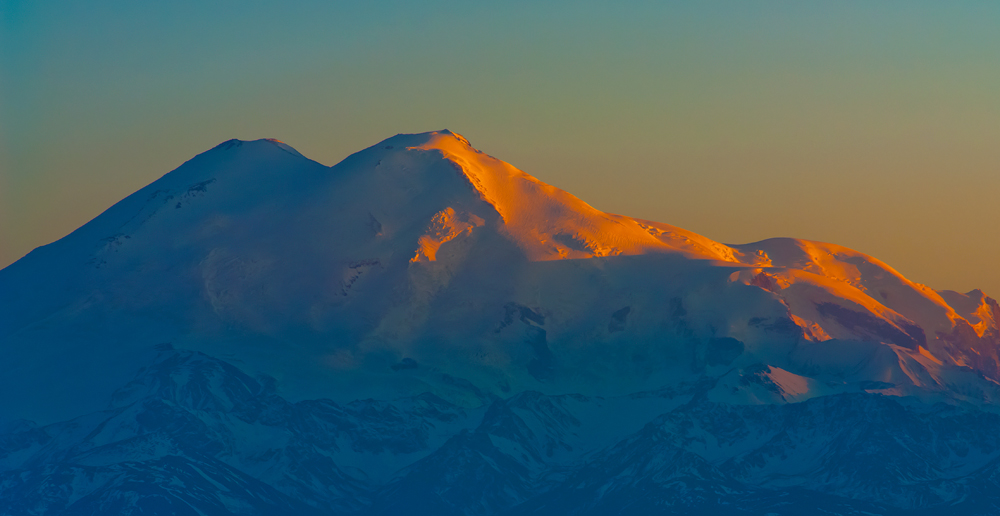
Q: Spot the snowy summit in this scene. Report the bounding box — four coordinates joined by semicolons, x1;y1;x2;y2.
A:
1;130;999;515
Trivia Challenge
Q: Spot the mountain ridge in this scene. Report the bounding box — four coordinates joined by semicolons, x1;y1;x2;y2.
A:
3;130;1000;514
1;130;998;426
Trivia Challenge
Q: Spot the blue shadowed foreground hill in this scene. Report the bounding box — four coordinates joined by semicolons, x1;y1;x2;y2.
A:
1;131;999;515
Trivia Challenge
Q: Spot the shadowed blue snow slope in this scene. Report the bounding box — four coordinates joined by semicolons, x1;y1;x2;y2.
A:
4;346;1000;515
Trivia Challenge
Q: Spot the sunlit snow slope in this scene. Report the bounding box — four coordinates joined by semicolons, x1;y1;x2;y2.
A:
1;130;998;425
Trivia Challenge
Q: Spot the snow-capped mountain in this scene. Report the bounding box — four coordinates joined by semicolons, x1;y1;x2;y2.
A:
1;130;998;515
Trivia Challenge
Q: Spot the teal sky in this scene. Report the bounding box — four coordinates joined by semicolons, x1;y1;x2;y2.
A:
2;1;999;295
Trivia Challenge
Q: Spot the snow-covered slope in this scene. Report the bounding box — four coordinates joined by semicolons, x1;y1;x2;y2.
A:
2;130;999;514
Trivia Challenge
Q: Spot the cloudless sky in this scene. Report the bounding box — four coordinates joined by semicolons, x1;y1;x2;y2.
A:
2;1;999;295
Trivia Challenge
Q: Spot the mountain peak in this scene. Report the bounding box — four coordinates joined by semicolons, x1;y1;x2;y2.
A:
4;130;1000;514
209;137;305;158
377;129;472;151
360;130;740;263
1;130;998;425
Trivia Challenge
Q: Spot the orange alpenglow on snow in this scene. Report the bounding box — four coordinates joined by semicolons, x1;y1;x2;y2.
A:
1;129;998;423
399;131;997;390
409;130;743;263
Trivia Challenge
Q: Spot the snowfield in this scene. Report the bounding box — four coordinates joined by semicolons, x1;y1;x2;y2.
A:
1;130;998;515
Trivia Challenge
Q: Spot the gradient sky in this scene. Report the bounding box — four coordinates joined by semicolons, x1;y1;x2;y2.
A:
2;1;998;296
